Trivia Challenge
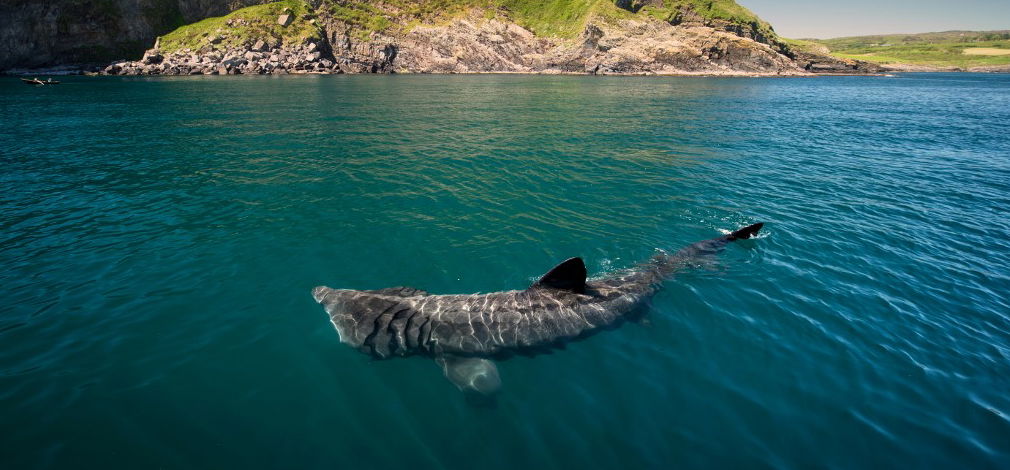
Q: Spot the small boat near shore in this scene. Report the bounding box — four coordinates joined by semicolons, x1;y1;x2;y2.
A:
21;77;60;85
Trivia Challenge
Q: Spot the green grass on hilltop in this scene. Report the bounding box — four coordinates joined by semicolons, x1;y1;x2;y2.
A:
639;0;764;26
328;2;391;40
502;0;644;37
158;0;322;53
326;0;779;39
637;0;779;45
327;0;489;40
155;0;782;52
327;0;627;39
808;31;1010;68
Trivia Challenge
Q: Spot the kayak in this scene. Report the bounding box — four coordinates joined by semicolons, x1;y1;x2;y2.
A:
21;78;60;85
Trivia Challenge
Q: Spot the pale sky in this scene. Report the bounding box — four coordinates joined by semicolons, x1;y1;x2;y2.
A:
738;0;1010;39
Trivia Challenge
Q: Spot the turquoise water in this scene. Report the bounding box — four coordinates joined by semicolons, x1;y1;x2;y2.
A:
2;73;1009;468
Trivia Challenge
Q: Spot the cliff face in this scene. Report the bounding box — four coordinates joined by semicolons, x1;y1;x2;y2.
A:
615;0;790;56
0;0;268;71
386;15;799;74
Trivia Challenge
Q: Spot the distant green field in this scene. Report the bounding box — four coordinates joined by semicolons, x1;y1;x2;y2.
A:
807;31;1010;68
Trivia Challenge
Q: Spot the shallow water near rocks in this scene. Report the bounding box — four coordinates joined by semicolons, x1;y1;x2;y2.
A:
2;73;1009;469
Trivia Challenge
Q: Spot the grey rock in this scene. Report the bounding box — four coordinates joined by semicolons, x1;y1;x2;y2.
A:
141;51;162;65
278;14;292;27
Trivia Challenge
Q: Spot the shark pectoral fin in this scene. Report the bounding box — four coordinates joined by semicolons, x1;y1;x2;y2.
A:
435;355;501;395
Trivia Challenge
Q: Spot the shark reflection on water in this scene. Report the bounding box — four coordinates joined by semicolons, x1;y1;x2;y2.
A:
312;223;764;395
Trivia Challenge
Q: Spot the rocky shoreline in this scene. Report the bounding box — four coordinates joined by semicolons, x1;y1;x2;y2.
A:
17;57;1005;77
102;40;346;76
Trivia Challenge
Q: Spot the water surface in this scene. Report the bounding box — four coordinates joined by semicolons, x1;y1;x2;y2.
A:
2;73;1009;468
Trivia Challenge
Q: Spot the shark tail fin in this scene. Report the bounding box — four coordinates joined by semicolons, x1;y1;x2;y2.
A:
727;222;764;241
670;222;765;261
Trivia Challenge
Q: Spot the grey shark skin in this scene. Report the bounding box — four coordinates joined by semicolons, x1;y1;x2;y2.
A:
313;223;763;395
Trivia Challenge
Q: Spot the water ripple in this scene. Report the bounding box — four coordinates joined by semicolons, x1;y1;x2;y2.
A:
1;73;1009;469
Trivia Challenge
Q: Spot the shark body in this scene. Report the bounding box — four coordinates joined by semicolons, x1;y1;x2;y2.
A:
313;222;763;394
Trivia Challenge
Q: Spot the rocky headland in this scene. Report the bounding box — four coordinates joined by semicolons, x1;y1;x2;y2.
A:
2;0;883;76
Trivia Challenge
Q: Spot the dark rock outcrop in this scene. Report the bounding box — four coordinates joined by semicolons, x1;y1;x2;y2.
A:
103;39;342;75
0;0;272;71
791;47;885;74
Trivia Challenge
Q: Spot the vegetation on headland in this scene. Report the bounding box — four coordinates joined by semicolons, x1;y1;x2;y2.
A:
157;0;323;53
494;0;629;38
633;0;777;43
326;0;774;39
805;31;1010;69
156;0;784;50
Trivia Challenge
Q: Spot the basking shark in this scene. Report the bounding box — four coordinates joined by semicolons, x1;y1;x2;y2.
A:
312;223;763;395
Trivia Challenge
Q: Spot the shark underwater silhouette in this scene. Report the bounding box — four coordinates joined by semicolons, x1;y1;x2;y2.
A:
312;223;764;395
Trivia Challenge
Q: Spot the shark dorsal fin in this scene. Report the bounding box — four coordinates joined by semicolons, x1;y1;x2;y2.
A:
533;257;587;294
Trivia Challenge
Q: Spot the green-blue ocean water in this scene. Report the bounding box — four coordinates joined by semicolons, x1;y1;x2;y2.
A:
2;73;1009;469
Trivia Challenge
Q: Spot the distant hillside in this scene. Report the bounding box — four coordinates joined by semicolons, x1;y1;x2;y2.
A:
805;30;1010;70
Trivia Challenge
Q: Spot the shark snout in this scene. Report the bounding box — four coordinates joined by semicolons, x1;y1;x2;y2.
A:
312;286;330;303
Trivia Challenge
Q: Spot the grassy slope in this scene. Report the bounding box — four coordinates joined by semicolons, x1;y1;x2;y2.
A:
158;0;323;53
158;0;781;49
806;31;1010;68
327;0;631;38
637;0;768;27
781;37;825;53
498;0;629;37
